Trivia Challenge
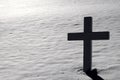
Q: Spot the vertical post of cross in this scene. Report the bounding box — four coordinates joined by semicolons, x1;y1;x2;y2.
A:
83;17;92;72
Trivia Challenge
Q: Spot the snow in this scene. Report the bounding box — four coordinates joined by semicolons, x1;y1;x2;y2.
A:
0;0;120;80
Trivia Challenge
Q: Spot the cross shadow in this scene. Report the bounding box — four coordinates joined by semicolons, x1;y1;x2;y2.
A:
85;68;104;80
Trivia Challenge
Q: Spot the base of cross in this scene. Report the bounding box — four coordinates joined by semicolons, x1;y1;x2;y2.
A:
85;68;104;80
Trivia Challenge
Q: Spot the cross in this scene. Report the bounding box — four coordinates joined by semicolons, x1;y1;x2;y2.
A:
68;17;110;72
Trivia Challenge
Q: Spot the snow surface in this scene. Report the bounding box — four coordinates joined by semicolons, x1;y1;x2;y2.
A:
0;0;120;80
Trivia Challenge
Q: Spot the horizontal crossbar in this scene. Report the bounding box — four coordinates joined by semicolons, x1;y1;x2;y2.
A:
68;32;109;40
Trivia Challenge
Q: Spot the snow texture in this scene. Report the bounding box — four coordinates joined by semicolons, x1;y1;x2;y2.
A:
0;0;120;80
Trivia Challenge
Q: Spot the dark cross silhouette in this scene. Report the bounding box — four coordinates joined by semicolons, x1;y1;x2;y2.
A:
68;17;110;72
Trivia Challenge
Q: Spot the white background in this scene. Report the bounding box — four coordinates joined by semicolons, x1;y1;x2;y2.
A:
0;0;120;80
